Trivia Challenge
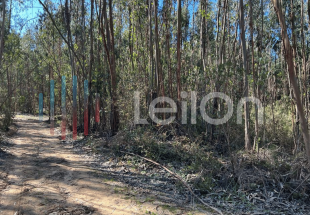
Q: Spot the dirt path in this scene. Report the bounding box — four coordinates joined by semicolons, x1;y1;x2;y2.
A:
0;116;203;215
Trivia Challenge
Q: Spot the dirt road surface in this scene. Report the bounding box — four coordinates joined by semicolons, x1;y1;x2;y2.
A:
0;115;205;215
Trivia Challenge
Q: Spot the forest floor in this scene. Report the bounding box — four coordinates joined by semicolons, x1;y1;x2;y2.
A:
0;114;209;215
1;114;310;215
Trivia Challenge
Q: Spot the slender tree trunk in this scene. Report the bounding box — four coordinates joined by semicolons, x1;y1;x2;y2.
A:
0;0;5;67
272;0;310;163
260;0;264;147
89;0;94;131
148;0;155;107
250;0;259;151
154;0;165;120
65;0;75;78
239;0;251;150
98;0;119;134
129;4;134;72
200;0;206;74
290;0;300;147
7;66;11;122
215;0;221;64
176;0;182;121
154;0;162;97
301;0;307;122
219;0;227;65
164;0;173;98
108;0;119;134
308;0;310;25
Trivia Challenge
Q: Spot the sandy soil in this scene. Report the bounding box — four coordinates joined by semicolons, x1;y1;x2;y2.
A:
0;115;206;215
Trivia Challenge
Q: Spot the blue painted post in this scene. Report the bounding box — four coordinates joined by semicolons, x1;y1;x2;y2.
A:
84;80;89;136
39;93;43;121
50;80;55;135
61;76;66;140
73;75;77;140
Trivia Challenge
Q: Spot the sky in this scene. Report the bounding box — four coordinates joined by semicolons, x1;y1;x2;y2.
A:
11;0;216;35
11;0;43;34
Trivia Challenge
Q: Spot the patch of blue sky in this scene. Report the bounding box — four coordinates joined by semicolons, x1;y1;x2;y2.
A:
11;0;43;34
12;0;219;36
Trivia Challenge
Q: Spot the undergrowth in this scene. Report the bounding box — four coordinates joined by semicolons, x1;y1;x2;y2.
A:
109;121;310;203
119;124;226;192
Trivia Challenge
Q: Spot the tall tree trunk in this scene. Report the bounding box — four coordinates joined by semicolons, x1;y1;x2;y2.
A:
154;2;158;94
164;0;173;98
129;4;134;72
106;0;119;134
99;0;119;134
239;0;251;150
219;0;227;65
65;0;75;78
89;0;94;131
272;0;310;163
0;0;5;67
154;0;161;96
260;0;264;146
176;0;182;121
200;0;206;74
250;0;259;151
301;0;307;122
154;0;165;120
148;0;155;107
308;0;310;23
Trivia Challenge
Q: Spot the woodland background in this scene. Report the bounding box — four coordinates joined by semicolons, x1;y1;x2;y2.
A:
1;0;310;213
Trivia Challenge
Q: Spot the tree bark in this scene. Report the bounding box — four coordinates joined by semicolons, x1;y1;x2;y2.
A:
301;0;307;121
272;0;310;163
250;0;259;151
200;0;206;74
239;0;251;150
148;0;155;108
164;0;173;98
89;0;94;131
0;0;5;67
176;0;182;121
129;4;134;72
108;0;119;134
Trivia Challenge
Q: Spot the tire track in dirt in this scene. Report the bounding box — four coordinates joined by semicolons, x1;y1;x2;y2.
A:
0;116;192;215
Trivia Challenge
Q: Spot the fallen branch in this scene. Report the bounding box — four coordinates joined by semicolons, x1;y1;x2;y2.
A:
288;173;310;199
120;150;223;215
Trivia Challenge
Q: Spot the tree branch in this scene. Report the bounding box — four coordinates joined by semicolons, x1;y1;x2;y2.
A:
38;0;84;74
120;150;223;215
